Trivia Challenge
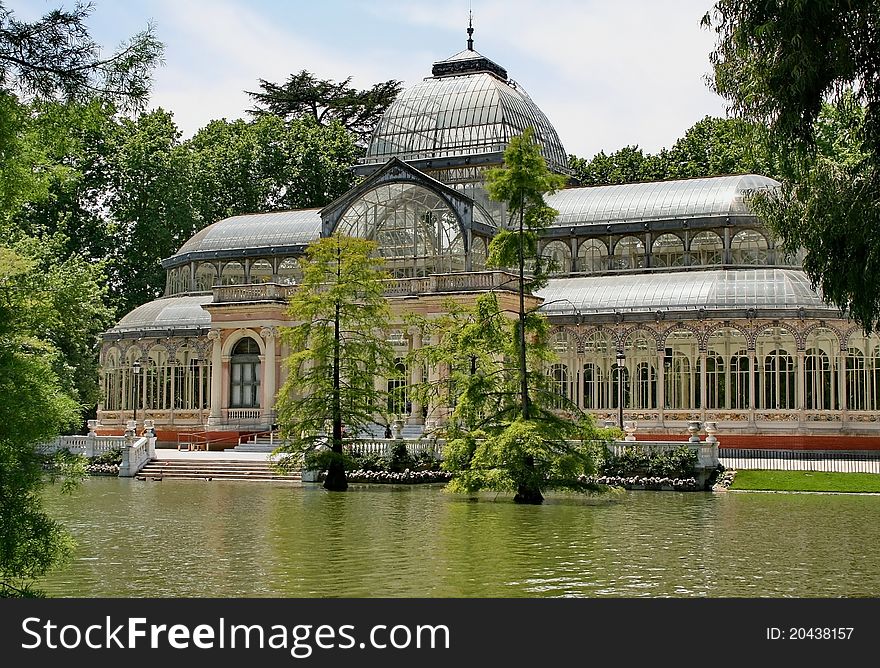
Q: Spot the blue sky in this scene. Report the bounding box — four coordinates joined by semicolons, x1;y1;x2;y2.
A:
11;0;728;158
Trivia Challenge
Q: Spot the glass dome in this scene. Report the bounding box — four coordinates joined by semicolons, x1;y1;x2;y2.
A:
364;50;568;173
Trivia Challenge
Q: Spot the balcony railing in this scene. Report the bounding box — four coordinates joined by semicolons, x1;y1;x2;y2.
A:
212;271;522;304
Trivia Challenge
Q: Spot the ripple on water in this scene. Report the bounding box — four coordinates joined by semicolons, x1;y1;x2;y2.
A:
35;480;880;597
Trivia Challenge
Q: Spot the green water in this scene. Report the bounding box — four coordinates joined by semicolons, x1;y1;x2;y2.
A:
37;478;880;597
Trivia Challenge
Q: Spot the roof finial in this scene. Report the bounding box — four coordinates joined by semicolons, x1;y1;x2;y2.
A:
467;10;474;51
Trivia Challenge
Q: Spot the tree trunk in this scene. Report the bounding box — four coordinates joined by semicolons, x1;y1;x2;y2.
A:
517;195;530;421
513;454;542;504
324;244;347;492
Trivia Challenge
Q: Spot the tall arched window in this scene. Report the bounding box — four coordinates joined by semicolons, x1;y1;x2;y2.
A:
549;363;569;409
634;362;656;409
577;239;608;273
731;349;751;409
471;237;488;271
805;348;834;410
763;349;795;409
611;364;630;409
230;338;261;408
277;258;302;285
846;348;869;411
704;353;725;409
582;363;607;410
387;359;409;416
666;352;692;409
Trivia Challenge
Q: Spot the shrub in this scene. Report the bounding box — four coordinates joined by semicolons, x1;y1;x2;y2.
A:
89;447;122;466
600;445;697;479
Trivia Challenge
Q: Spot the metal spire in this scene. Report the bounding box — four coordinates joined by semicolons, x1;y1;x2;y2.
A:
467;10;474;50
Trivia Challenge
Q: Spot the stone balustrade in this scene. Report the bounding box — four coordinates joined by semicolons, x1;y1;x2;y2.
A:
212;271;522;305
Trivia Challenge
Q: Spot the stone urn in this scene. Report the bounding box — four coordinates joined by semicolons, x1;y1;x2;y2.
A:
623;420;637;442
687;420;701;443
704;421;718;445
87;419;99;437
392;417;404;440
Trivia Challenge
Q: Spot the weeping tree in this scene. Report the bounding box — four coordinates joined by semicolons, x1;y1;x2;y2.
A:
408;292;611;504
273;235;394;491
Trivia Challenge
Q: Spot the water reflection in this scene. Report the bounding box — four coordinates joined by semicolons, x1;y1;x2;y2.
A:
38;479;880;597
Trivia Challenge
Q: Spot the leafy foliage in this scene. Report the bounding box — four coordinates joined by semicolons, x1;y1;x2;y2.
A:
409;292;609;503
601;445;697;479
274;236;395;490
704;1;880;332
0;0;163;111
247;70;402;146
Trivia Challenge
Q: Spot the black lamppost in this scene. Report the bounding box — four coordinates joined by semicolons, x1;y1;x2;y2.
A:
132;360;141;429
616;350;625;428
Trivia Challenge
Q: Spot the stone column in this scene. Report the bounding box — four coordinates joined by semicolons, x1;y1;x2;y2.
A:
838;348;848;414
207;330;223;425
425;332;444;428
408;330;423;425
261;327;276;422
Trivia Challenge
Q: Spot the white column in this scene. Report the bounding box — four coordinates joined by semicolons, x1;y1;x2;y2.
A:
208;330;222;424
796;349;806;411
261;327;277;422
699;349;707;416
747;349;757;422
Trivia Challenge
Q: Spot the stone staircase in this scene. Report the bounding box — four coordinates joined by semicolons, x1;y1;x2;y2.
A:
136;458;301;482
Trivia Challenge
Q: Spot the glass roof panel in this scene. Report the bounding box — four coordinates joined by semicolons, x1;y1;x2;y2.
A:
172;209;322;258
537;268;827;315
547;175;780;226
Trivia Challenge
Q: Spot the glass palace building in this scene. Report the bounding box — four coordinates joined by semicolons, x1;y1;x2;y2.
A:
98;36;880;449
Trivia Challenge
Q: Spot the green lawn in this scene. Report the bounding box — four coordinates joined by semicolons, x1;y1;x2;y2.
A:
730;469;880;493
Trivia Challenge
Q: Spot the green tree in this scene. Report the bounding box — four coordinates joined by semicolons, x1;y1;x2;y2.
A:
0;247;93;596
0;1;162;110
703;0;880;331
186;115;360;228
485;126;567;420
274;236;394;491
409;293;607;504
247;70;402;145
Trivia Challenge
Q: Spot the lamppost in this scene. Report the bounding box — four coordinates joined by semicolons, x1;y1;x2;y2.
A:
616;350;625;428
131;360;141;430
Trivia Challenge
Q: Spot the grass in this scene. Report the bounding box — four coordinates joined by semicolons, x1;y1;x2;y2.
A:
730;469;880;493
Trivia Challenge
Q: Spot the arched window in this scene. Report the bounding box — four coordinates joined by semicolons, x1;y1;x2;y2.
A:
582;363;607;410
541;240;571;275
335;183;465;278
249;259;273;284
704;353;725;409
387;359;409;416
634;362;656;409
666;352;692;409
805;348;834;410
230;338;261;408
651;234;684;268
549;363;569;408
611;236;645;270
195;263;218;292
730;349;751;409
763;349;795;409
731;230;769;265
690;231;724;266
846;348;869;411
611;364;630;410
221;261;246;286
577;239;608;273
277;258;302;285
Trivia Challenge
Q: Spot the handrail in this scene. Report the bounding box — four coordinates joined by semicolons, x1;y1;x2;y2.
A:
238;429;277;445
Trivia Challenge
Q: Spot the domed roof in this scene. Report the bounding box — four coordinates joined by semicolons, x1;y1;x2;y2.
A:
548;174;780;227
108;295;212;336
364;48;568;172
163;209;322;267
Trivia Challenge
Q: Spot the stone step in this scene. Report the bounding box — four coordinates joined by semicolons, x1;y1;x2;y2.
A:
137;459;300;482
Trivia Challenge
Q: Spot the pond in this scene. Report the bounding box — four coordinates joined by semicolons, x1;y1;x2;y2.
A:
37;478;880;597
